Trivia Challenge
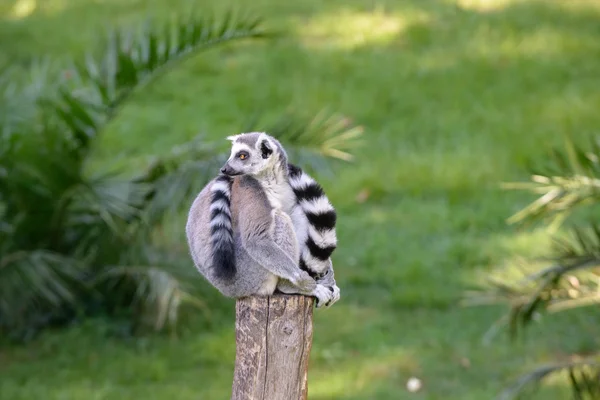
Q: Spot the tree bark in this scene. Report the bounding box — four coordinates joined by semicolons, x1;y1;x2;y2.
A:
231;294;314;400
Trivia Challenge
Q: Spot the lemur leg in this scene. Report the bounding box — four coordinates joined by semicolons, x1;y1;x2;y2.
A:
242;210;316;292
276;279;333;308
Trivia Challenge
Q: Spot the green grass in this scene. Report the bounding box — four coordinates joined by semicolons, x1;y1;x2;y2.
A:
2;0;600;398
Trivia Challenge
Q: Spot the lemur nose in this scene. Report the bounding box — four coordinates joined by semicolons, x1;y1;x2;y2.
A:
220;167;227;174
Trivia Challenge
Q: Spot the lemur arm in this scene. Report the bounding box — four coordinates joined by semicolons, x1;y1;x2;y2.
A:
234;176;317;291
240;211;317;292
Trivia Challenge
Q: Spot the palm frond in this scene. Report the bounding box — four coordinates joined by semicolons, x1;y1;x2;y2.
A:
65;175;149;231
503;135;600;230
0;202;10;237
246;109;364;174
0;59;60;141
0;250;83;333
0;11;276;336
49;12;267;156
498;360;600;400
132;135;223;225
95;265;209;331
478;134;600;399
467;225;600;336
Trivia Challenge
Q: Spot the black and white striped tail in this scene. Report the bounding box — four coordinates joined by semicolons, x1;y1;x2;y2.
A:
209;174;236;280
288;164;337;278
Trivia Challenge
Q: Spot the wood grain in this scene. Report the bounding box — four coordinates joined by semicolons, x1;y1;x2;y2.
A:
231;294;314;400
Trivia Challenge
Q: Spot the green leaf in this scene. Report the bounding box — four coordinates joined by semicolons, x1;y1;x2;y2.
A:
0;250;83;332
95;265;209;331
497;360;600;400
503;135;600;229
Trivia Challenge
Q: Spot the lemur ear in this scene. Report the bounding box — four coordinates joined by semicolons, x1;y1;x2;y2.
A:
226;134;240;142
260;139;273;159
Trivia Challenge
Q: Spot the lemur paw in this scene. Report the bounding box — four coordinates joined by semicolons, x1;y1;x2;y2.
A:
312;284;333;308
324;285;341;308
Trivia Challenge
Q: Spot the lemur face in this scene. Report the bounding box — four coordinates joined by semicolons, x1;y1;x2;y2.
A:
220;133;275;177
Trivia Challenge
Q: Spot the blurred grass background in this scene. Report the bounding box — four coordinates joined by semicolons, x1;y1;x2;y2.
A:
1;0;600;399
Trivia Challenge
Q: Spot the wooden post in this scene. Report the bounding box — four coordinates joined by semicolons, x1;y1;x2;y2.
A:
231;294;314;400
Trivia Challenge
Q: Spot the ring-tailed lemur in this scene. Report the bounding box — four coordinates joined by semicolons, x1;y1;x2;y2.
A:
185;132;340;307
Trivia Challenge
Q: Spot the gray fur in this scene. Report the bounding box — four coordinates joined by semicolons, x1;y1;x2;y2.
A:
186;133;338;307
235;132;261;147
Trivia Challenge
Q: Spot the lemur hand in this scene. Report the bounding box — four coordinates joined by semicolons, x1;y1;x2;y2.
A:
324;285;341;308
312;284;334;308
314;268;340;308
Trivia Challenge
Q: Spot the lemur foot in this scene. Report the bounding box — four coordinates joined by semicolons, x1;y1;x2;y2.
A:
324;285;341;308
312;284;333;308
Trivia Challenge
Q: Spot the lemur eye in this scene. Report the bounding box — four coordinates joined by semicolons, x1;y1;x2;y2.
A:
238;152;248;160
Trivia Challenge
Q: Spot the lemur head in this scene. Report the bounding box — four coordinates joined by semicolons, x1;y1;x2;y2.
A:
220;132;288;177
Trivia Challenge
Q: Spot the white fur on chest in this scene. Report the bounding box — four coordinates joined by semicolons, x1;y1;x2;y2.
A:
260;180;296;214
